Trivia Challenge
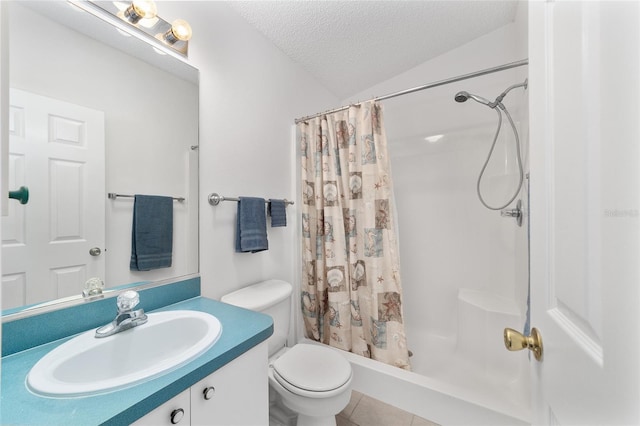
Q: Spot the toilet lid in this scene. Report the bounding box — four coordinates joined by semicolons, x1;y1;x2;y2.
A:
272;344;352;392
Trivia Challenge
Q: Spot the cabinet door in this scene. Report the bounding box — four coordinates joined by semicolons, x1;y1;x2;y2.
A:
191;342;269;426
132;388;190;426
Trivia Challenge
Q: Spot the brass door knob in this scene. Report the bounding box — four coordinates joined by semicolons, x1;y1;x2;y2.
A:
504;327;543;361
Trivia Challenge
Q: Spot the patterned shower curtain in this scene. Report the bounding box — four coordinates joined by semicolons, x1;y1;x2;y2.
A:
298;100;410;370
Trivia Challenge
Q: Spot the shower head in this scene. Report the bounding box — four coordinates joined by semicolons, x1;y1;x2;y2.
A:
454;91;494;108
454;91;470;102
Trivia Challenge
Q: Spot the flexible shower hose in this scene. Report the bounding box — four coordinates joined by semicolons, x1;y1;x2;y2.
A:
476;104;523;211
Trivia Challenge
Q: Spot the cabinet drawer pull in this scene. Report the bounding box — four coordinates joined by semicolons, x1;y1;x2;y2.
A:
170;408;185;424
203;386;215;400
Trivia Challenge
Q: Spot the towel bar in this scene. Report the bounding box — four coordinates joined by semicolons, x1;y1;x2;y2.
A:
108;193;185;202
208;193;294;207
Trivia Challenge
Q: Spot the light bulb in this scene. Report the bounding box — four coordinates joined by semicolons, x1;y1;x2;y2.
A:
123;0;157;24
132;0;157;18
164;19;192;44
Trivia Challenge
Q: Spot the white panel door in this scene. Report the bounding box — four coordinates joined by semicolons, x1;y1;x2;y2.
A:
1;89;104;308
529;1;640;424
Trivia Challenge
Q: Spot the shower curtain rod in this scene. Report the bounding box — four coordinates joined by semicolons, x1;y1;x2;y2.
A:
294;58;528;124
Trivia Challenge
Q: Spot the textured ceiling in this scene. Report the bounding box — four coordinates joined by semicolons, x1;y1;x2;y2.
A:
228;1;520;100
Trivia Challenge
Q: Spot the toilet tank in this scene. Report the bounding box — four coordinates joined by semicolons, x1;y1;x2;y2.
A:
220;280;293;357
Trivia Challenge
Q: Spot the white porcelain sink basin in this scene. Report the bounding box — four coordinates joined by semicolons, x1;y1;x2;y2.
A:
27;310;222;397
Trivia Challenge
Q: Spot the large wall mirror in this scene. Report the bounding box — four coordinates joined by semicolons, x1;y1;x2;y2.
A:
1;2;199;315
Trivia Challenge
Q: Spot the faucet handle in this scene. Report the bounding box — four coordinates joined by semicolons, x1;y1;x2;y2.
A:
117;290;140;312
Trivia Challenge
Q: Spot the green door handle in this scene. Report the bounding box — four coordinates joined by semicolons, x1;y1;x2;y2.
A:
8;186;29;204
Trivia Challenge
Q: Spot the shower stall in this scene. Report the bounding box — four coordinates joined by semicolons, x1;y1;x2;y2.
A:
384;65;530;423
297;61;531;425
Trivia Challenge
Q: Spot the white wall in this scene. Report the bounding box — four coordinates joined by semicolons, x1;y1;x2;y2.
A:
0;1;7;219
0;0;7;367
341;7;529;381
7;4;199;295
160;2;339;299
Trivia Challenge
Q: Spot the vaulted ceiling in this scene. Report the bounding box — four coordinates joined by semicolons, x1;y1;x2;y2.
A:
228;1;521;99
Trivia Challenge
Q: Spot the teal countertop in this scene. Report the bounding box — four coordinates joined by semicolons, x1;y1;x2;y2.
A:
1;297;273;425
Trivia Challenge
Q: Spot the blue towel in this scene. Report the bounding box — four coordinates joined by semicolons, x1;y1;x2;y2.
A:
235;197;268;253
130;195;173;271
268;199;287;227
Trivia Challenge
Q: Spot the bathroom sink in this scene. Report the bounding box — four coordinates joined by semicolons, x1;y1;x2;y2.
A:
27;310;222;397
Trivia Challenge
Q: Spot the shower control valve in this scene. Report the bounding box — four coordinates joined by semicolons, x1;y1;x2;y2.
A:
500;200;523;227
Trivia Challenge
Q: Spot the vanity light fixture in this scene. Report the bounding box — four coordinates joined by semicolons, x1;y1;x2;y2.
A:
73;1;192;57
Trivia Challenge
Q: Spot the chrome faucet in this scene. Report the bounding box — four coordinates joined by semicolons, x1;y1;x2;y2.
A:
95;290;148;338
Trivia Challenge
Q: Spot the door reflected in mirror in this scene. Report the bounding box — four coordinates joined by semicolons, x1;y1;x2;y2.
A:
1;2;199;314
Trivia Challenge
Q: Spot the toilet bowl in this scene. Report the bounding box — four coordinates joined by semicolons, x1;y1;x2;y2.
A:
221;280;353;426
269;344;353;426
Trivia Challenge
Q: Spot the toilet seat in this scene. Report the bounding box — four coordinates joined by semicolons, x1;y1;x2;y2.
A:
271;344;352;398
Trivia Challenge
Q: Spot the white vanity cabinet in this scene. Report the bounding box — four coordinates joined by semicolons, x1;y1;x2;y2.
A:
134;342;268;426
191;341;268;425
132;388;191;426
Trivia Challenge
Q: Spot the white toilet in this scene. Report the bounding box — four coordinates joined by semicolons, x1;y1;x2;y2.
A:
221;279;353;426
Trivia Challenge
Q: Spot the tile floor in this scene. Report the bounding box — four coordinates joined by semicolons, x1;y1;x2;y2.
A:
337;391;440;426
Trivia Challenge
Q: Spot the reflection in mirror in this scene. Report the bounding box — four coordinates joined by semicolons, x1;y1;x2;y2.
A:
1;2;199;316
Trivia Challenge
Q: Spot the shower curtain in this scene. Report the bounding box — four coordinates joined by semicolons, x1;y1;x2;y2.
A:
298;101;410;369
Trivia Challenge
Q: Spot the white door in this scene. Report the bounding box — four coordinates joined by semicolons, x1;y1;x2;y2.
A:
1;89;105;309
528;1;640;424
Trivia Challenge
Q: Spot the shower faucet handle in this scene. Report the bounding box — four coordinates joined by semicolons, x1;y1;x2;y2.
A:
500;200;523;227
501;209;520;217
